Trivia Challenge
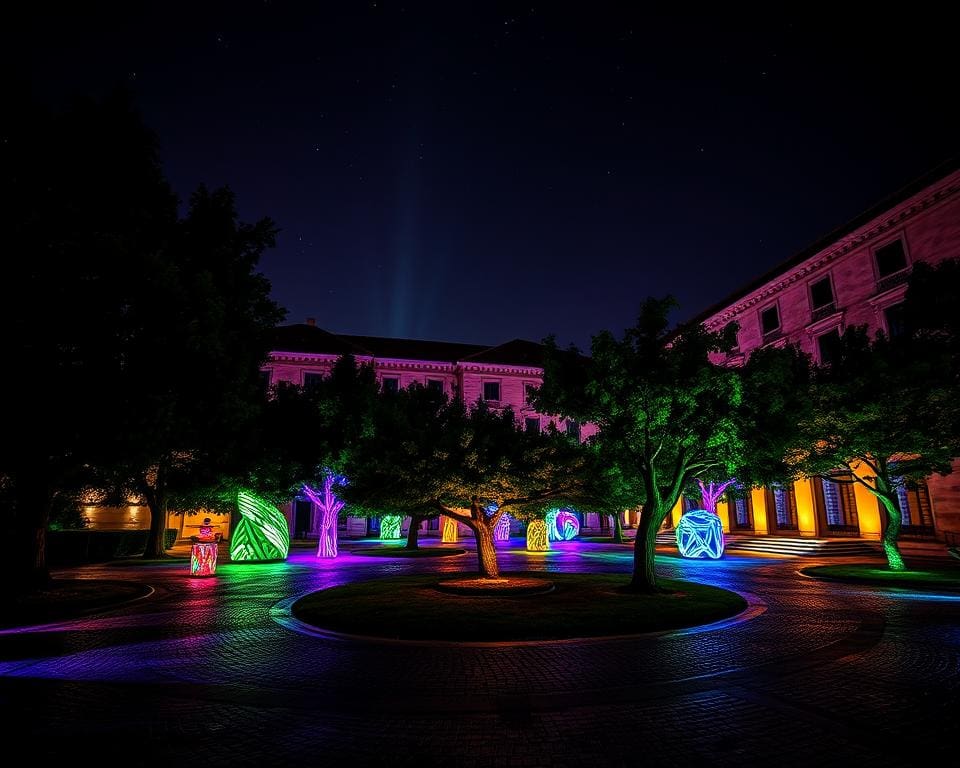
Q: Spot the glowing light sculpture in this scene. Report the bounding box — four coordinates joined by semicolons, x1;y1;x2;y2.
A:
526;519;550;551
190;542;218;576
675;509;724;559
441;516;459;543
494;513;511;542
230;490;290;562
380;515;402;540
303;473;345;558
554;509;580;540
697;478;735;513
545;509;560;541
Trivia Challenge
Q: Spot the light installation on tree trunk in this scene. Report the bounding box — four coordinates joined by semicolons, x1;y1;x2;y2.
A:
494;513;511;541
302;474;345;558
230;490;290;562
553;509;580;540
380;515;402;540
675;509;724;559
441;516;459;542
526;519;550;551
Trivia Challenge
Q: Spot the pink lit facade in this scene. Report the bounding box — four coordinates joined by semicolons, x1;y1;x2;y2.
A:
263;329;600;539
692;163;960;542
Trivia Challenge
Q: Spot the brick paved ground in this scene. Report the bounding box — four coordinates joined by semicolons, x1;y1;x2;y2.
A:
1;538;957;766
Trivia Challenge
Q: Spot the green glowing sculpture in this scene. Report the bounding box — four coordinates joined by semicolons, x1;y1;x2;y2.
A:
230;490;290;562
380;514;402;540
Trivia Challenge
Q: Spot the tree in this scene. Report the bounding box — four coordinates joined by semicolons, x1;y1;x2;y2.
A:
1;91;176;591
540;297;744;592
343;382;450;549
344;392;586;577
793;323;960;570
102;185;285;558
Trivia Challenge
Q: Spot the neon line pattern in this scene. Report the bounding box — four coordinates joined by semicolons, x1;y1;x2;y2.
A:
230;490;291;562
380;515;402;540
676;509;724;559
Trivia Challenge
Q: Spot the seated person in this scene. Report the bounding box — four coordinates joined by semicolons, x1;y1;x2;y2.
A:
192;517;221;543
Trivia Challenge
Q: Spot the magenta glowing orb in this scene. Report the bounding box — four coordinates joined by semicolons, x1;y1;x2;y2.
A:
675;509;724;559
554;509;580;540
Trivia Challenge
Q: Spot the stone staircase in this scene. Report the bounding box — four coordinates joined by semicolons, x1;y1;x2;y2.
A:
656;530;881;557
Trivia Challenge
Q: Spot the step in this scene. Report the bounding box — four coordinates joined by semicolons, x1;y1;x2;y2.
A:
656;531;881;557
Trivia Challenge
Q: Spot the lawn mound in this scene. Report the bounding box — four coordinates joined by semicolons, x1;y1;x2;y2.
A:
801;563;960;591
292;572;747;642
435;576;554;596
351;547;467;558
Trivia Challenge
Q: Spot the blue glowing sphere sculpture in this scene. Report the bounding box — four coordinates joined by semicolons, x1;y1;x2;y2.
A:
675;509;724;559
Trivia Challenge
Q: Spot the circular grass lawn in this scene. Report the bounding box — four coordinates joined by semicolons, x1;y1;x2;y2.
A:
292;572;747;642
350;546;467;558
801;564;960;592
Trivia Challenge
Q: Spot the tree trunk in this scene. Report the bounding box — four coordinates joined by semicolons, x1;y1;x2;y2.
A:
629;503;663;592
474;523;500;578
612;512;625;544
406;514;423;549
8;472;54;594
142;485;169;559
875;491;906;571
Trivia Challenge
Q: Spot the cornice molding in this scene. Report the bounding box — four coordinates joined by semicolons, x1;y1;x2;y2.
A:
459;364;544;376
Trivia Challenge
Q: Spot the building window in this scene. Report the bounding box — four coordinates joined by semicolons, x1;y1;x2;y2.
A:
524;417;540;433
303;372;323;390
772;485;798;529
874;239;908;278
728;491;752;529
524;383;537;405
382;377;399;394
884;303;906;338
483;381;501;401
817;328;842;366
809;276;834;310
565;419;580;440
760;304;780;337
426;378;444;393
819;476;858;531
894;479;934;529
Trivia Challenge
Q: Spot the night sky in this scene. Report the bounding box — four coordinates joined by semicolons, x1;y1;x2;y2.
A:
19;3;958;349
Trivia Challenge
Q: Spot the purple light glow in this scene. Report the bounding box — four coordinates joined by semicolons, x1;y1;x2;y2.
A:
303;473;346;558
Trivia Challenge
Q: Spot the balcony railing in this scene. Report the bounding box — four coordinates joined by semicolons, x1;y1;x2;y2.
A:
876;268;911;294
761;329;782;345
810;303;837;323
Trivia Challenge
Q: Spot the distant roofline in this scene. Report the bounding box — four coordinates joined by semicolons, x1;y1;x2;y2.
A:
269;324;549;365
335;331;496;350
688;155;960;327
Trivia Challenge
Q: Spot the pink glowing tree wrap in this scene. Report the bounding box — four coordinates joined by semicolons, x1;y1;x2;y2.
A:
303;474;345;558
190;542;218;576
697;478;735;514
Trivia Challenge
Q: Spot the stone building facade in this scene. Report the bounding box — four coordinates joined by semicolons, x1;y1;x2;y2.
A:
688;160;960;542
